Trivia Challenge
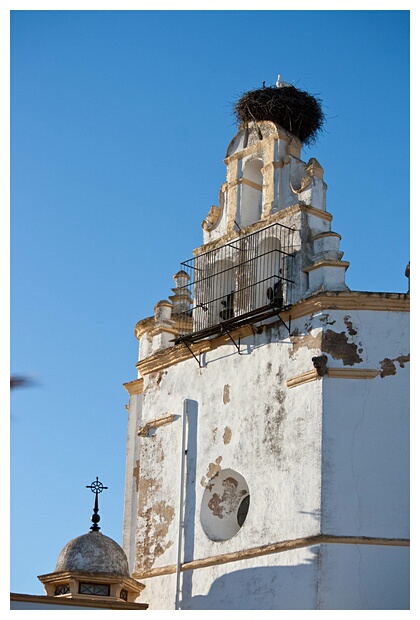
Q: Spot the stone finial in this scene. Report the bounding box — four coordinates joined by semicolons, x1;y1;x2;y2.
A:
154;300;172;325
305;158;324;180
303;232;349;294
169;271;192;317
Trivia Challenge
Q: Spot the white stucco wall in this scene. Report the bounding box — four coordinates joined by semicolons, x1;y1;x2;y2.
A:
142;546;320;610
131;318;324;582
317;543;409;610
124;303;409;610
138;542;409;610
321;310;410;538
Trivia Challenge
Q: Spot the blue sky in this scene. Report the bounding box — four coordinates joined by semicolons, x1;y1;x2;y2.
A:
8;8;410;597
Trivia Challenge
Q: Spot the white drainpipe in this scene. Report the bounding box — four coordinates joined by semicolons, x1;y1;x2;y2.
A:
175;399;188;610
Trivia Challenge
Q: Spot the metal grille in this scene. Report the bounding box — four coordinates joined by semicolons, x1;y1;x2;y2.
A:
79;583;110;596
176;222;295;342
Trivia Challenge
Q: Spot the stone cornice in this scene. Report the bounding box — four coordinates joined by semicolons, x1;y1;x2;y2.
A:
286;367;381;388
286;369;320;388
303;260;350;273
133;534;409;580
192;203;332;256
327;368;380;380
10;593;148;610
138;414;176;437
134;292;409;378
38;570;144;592
123;378;144;395
134;316;154;340
291;291;409;318
224;124;301;163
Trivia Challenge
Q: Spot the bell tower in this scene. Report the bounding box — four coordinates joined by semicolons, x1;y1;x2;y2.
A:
122;77;409;610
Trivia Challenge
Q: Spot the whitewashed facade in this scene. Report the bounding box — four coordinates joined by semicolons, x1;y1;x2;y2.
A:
122;119;409;610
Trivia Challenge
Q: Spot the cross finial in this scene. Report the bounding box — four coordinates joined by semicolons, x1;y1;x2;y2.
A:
86;477;108;531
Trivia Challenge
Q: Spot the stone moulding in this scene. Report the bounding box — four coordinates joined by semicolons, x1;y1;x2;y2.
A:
286;369;320;388
193;203;332;256
303;260;350;273
133;292;409;379
327;368;380;380
10;593;149;610
202;204;222;232
123;378;144;395
138;414;176;437
132;534;409;580
286;367;381;388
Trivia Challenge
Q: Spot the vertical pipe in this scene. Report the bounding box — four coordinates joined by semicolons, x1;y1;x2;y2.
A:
175;399;188;610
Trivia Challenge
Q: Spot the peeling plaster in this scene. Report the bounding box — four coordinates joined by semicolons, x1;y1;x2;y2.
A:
206;456;223;480
322;329;362;366
223;427;232;444
137;500;175;570
343;315;358;336
207;475;247;519
319;313;336;326
289;330;322;358
223;384;231;404
379;354;410;378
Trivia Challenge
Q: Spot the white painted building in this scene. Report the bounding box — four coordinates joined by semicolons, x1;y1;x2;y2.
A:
122;87;409;610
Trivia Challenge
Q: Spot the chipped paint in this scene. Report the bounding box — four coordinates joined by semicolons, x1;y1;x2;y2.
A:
343;315;357;336
289;330;322;358
206;456;223;480
319;313;336;326
380;354;410;378
223;384;230;404
207;476;247;519
138;500;175;570
322;329;362;365
223;427;232;444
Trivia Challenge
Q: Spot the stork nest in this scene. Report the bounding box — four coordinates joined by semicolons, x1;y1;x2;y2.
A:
234;86;325;145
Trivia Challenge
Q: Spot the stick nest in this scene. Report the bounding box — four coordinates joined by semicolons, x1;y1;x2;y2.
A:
234;86;325;145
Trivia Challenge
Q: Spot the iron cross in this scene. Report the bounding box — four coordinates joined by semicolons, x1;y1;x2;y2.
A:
86;477;108;531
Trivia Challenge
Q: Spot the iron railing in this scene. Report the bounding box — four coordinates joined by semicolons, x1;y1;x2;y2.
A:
175;222;296;342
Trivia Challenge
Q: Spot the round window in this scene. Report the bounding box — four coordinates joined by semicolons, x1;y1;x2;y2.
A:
200;468;250;541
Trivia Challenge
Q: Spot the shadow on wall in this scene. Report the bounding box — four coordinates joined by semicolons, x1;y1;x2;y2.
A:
180;560;318;610
179;399;318;610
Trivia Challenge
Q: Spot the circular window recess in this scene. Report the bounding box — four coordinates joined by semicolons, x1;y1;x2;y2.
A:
200;468;250;541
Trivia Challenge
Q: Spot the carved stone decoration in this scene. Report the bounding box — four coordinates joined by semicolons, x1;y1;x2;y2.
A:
202;183;227;231
202;204;222;231
290;175;312;195
312;354;328;377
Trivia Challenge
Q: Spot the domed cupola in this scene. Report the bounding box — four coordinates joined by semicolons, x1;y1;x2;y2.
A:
37;477;147;609
54;530;130;576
